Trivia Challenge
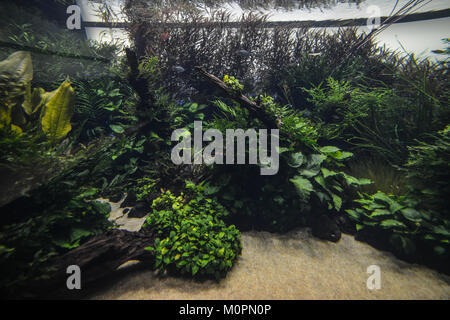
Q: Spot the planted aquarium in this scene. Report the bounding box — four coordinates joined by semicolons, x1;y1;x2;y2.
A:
0;0;449;305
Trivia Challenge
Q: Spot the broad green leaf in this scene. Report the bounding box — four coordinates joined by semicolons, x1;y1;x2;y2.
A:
372;191;395;206
316;191;330;203
314;175;333;196
432;225;450;237
70;228;93;242
25;87;48;116
380;219;407;229
10;124;22;136
320;146;340;154
331;193;342;211
340;173;372;186
362;203;385;211
109;124;125;133
433;246;446;256
290;175;314;199
390;234;415;255
333;151;353;160
0;104;12;129
321;168;338;178
370;209;392;217
192;265;199;275
400;208;422;222
299;169;319;178
307;154;327;168
287;152;304;168
41;79;74;145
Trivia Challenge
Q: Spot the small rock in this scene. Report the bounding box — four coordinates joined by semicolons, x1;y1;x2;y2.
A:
120;192;137;208
311;214;341;242
123;208;130;214
333;212;355;235
128;201;149;218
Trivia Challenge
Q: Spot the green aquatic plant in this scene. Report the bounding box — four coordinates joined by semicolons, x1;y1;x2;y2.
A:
203;97;370;231
40;79;75;145
135;177;160;201
71;77;135;142
405;125;450;214
345;157;407;195
143;182;242;278
0;189;112;293
223;75;244;93
304;77;417;164
287;145;371;211
0;51;75;144
346;191;449;260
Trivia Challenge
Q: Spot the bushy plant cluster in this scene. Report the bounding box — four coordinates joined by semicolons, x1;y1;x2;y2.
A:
345;125;450;265
202;97;369;231
71;77;136;143
124;4;389;101
0;188;112;294
405;125;450;214
346;191;449;262
143;182;242;278
304;77;449;164
223;75;244;93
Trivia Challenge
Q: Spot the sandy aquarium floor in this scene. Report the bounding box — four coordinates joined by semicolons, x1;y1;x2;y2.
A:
88;202;450;300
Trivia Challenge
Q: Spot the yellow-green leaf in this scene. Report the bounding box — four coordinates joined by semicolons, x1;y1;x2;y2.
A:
41;79;74;144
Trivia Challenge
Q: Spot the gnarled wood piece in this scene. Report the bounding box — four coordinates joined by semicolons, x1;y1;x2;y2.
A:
27;228;156;298
194;66;279;129
55;229;156;282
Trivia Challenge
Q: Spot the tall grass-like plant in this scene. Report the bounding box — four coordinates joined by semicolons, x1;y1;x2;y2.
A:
345;157;407;195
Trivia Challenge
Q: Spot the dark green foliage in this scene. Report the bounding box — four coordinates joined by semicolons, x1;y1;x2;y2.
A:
201;97;369;231
344;125;450;267
71;77;136;143
304;78;408;163
346;191;449;262
405;125;450;214
345;157;407;196
143;182;242;278
0;189;112;293
304;77;449;164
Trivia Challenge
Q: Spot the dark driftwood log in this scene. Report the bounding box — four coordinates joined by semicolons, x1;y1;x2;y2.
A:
194;66;280;129
55;229;156;282
30;229;156;298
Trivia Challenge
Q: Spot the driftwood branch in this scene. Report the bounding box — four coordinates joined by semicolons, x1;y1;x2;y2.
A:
27;229;156;298
55;229;156;282
194;66;280;129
